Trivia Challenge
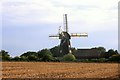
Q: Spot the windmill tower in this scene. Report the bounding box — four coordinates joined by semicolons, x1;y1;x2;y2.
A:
49;14;88;55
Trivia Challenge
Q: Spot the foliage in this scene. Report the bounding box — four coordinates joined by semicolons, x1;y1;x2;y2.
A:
20;51;38;61
76;58;108;62
97;47;106;53
63;53;76;61
50;46;60;57
79;59;90;62
1;46;119;62
103;49;118;58
20;56;27;61
0;50;11;61
109;54;120;62
20;51;37;57
108;49;118;56
50;46;77;57
92;47;106;53
71;47;77;54
38;49;54;61
27;55;38;61
11;56;20;61
97;58;108;62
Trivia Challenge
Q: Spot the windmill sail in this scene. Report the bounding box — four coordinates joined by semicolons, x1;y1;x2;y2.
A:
63;14;68;32
71;33;88;37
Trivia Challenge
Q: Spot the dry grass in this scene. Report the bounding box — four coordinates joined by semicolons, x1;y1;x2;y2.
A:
2;62;120;78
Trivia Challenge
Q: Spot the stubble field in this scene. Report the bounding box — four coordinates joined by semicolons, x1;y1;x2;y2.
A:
2;62;120;79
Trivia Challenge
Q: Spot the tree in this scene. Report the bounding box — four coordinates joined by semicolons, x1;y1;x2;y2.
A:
38;49;54;61
11;56;20;61
115;50;119;54
50;46;77;57
20;51;38;61
20;56;27;61
50;46;60;57
97;47;106;54
0;50;11;61
20;51;37;57
63;53;76;61
27;55;38;61
108;49;117;57
103;49;118;58
109;54;120;62
91;47;106;58
71;47;77;54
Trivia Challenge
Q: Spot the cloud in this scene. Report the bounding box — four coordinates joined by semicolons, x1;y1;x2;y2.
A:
2;0;118;26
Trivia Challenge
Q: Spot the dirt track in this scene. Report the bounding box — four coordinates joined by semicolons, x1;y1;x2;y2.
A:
1;62;120;79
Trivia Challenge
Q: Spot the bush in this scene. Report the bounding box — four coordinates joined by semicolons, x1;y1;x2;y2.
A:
38;49;54;61
27;55;38;61
50;46;60;57
11;56;20;61
79;59;90;62
41;53;54;61
97;58;108;62
63;53;76;61
109;54;120;62
0;50;11;61
20;56;27;61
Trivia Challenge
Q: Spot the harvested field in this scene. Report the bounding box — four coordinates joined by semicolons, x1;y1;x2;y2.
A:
1;62;120;79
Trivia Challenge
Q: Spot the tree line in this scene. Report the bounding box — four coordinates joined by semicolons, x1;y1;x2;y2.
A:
0;46;120;62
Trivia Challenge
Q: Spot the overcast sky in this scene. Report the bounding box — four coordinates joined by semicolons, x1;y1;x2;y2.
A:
1;0;119;57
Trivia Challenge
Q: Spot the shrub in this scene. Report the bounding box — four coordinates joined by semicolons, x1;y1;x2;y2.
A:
0;50;11;61
97;58;108;62
11;56;20;61
109;54;120;62
63;53;76;61
27;55;38;61
79;59;90;62
20;56;27;61
41;53;54;61
38;49;54;61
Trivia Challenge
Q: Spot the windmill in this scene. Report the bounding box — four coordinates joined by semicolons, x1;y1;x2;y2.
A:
49;14;88;55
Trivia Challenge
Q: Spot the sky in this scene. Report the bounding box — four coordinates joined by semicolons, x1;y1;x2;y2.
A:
1;0;119;57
